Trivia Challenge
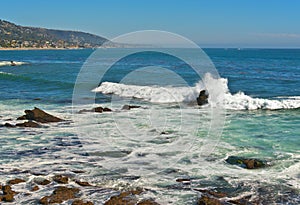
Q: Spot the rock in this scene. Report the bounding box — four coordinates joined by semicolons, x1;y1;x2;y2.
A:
197;195;223;205
225;156;266;169
104;189;143;205
53;175;69;184
75;180;92;187
3;123;15;128
16;121;42;128
8;178;26;185
79;106;112;113
17;107;64;123
122;105;141;110
197;90;209;106
72;199;94;205
137;199;161;205
39;186;80;204
34;178;51;185
1;185;16;202
31;185;39;191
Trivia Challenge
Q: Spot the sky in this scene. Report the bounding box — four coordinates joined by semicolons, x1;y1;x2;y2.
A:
1;0;300;48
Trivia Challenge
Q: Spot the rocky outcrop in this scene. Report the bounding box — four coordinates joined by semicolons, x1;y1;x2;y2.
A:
40;186;80;204
52;175;69;184
122;105;141;110
225;156;266;169
3;121;42;128
17;107;64;123
8;178;26;185
0;185;16;202
72;199;94;205
78;106;112;113
197;90;209;106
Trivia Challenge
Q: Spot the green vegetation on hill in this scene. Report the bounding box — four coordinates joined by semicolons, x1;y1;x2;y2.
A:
0;20;108;48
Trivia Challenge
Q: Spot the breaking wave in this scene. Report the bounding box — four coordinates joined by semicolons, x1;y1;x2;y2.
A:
0;61;27;67
92;73;300;110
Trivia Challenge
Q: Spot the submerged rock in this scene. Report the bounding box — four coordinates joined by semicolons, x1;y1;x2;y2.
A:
75;180;92;187
8;178;26;185
0;185;16;202
72;199;94;205
16;121;42;128
197;90;209;106
104;189;143;205
40;186;80;204
225;156;266;169
122;105;141;110
78;106;112;113
52;175;69;184
197;195;223;205
17;107;64;123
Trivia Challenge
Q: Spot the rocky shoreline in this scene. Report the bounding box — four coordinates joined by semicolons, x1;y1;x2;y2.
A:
1;107;299;204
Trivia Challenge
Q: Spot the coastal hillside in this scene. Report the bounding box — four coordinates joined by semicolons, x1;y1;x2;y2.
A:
0;19;108;48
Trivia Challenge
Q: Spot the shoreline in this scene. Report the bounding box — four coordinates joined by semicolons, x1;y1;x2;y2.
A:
0;47;95;51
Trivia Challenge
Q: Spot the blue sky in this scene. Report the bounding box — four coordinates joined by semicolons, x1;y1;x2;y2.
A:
1;0;300;48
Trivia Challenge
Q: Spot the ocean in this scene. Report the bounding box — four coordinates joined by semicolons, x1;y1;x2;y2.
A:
0;48;299;204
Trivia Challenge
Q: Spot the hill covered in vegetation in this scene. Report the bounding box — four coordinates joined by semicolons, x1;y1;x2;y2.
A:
0;20;109;48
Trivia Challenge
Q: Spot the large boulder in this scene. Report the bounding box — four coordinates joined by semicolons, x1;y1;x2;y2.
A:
17;107;64;123
197;90;209;106
225;156;266;169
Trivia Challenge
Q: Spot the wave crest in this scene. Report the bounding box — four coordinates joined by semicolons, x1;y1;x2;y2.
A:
0;61;27;67
92;73;300;110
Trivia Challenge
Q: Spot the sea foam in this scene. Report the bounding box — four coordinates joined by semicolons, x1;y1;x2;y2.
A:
0;61;27;67
92;73;300;110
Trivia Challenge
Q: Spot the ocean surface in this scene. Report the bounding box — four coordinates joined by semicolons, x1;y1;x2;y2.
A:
0;48;299;204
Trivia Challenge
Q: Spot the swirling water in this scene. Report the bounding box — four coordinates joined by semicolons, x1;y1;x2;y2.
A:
0;48;299;204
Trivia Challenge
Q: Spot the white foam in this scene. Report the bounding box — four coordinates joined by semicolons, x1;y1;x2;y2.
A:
0;61;27;67
92;73;300;110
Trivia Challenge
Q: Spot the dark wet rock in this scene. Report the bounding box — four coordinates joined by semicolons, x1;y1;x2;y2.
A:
225;156;266;169
197;90;209;106
176;178;191;183
8;178;26;185
197;195;224;205
34;177;51;185
39;186;80;204
71;170;86;174
195;189;227;198
16;121;42;128
104;188;143;205
72;199;94;205
227;195;252;205
137;199;161;205
17;107;64;123
3;123;16;127
122;105;141;110
53;175;69;184
0;185;16;202
75;180;92;187
78;106;112;113
31;185;39;192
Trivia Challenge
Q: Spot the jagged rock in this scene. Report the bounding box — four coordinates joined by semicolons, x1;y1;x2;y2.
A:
78;106;112;113
72;199;94;205
17;107;64;123
197;195;223;205
34;177;51;185
197;90;209;106
104;189;143;205
137;199;161;205
31;185;39;191
39;186;80;204
225;156;266;169
0;185;16;202
75;180;92;187
3;123;15;127
122;105;141;110
8;178;26;185
16;121;42;128
53;175;69;184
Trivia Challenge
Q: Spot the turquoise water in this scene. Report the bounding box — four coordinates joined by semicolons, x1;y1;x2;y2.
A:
0;49;299;204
